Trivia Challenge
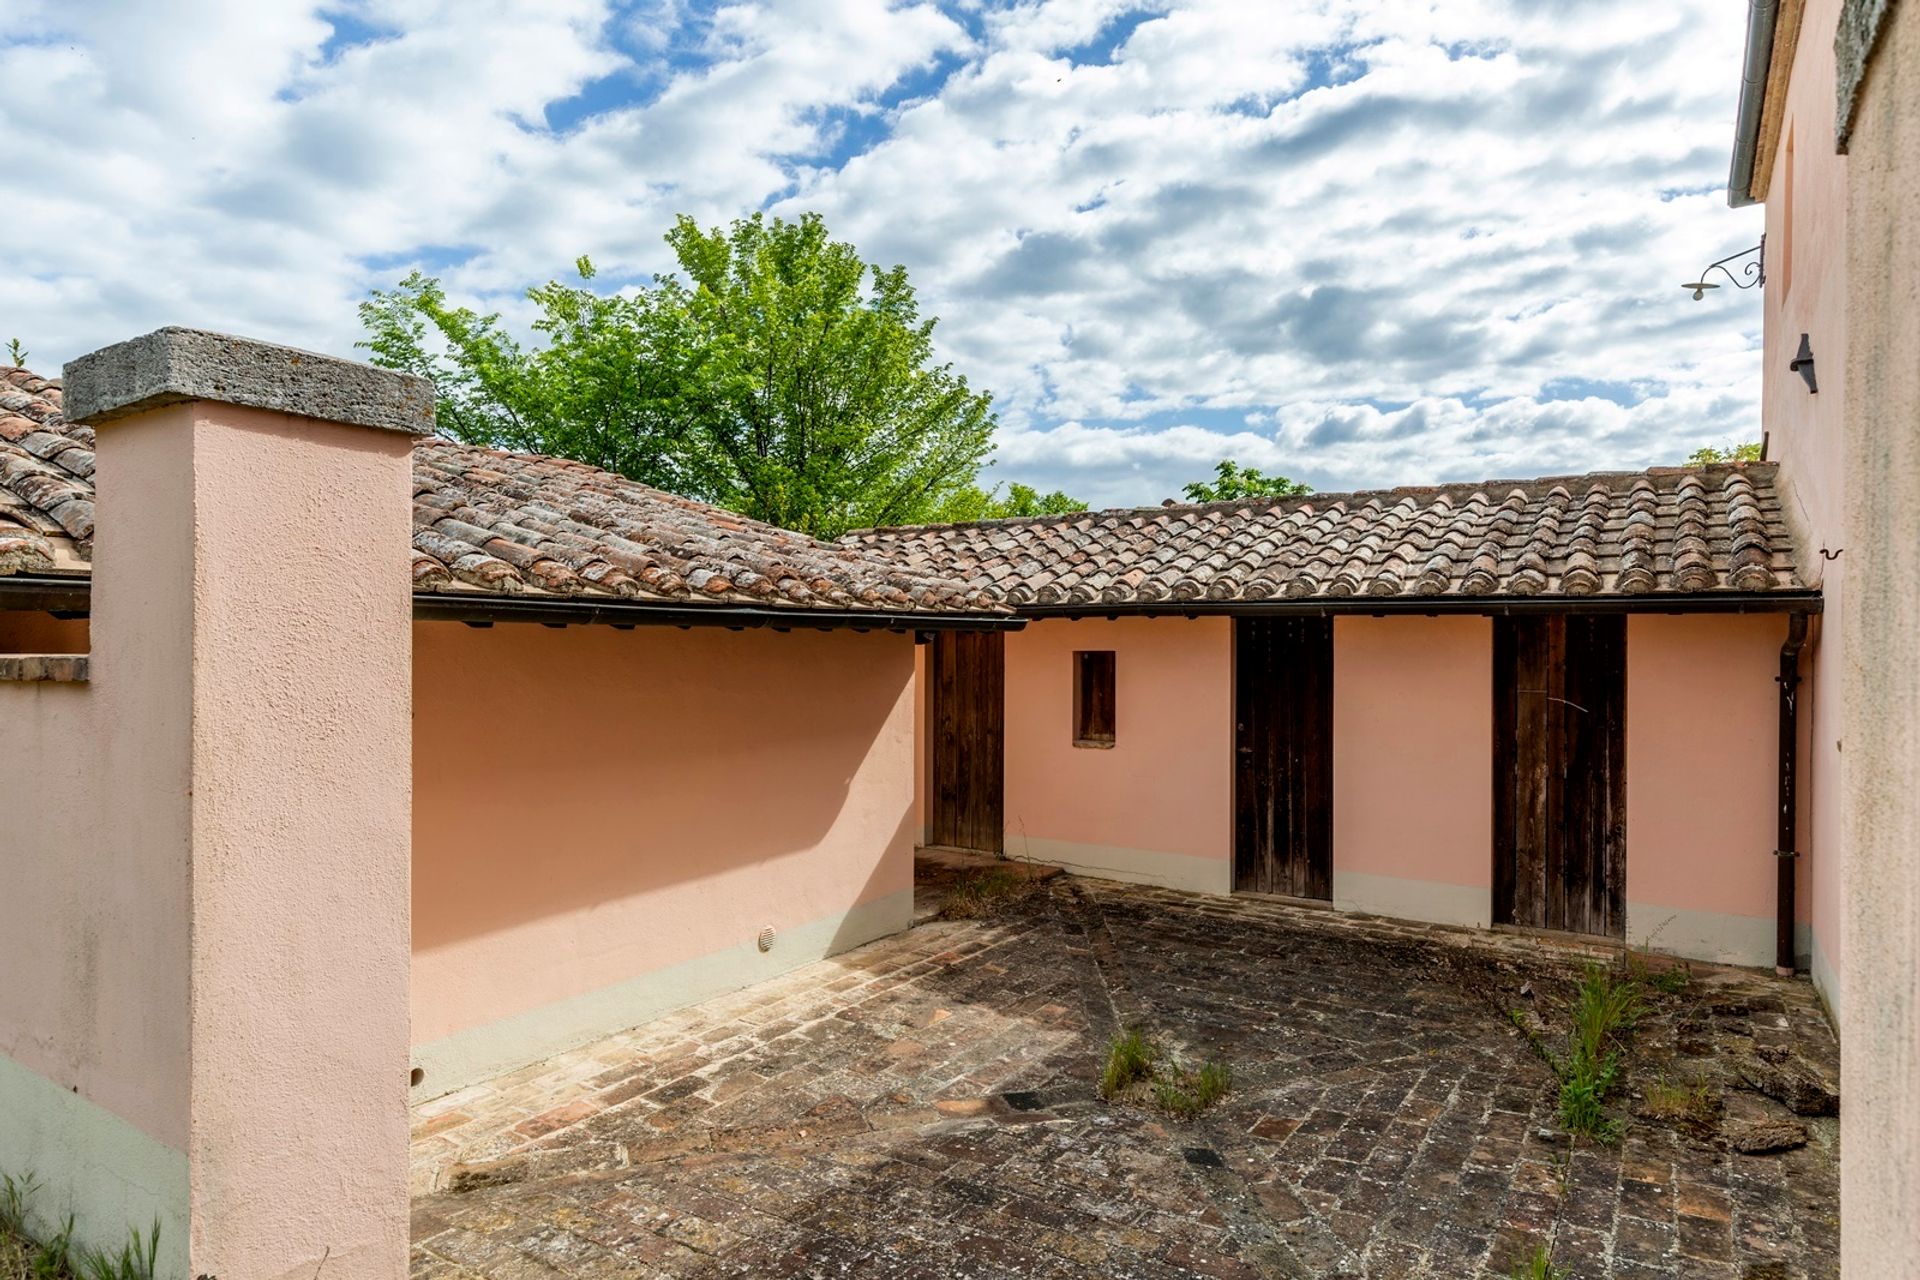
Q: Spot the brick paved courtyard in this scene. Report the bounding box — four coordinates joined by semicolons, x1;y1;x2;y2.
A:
410;861;1839;1279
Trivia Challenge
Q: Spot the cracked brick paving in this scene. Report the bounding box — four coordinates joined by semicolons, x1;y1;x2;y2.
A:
411;861;1838;1279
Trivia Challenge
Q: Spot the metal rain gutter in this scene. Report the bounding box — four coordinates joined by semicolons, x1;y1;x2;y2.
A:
1729;0;1780;208
1013;591;1825;621
410;593;1027;632
0;576;1024;633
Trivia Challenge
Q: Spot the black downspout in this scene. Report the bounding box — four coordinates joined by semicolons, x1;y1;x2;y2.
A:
1776;612;1809;975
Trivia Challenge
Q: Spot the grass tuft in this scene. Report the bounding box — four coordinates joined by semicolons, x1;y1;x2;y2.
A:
938;867;1036;920
1641;1074;1720;1130
0;1173;161;1280
1508;1242;1572;1279
1100;1029;1230;1117
1101;1027;1157;1099
1547;963;1643;1142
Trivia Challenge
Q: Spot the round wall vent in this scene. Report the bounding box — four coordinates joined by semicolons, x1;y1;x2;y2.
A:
757;925;776;953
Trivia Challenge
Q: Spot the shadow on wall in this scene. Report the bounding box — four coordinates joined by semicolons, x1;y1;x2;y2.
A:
411;621;910;951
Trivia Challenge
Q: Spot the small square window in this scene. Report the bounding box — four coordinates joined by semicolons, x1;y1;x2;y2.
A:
1073;650;1115;748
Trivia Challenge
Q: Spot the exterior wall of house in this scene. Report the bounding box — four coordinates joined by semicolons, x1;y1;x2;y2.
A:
999;616;1233;892
409;622;918;1100
1758;0;1849;1011
1624;614;1810;967
1330;616;1493;928
0;667;188;1264
981;612;1798;968
0;382;416;1277
1839;0;1920;1265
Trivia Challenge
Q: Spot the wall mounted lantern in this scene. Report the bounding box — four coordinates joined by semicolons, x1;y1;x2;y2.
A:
1683;240;1766;299
1790;333;1818;393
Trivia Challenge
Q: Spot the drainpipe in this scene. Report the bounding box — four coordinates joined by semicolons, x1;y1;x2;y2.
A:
1728;0;1779;208
1775;611;1809;975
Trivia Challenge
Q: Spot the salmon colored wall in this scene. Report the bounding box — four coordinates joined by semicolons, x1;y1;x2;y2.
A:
183;405;415;1279
1001;617;1231;889
1626;614;1809;964
984;611;1802;964
0;612;88;653
411;622;916;1047
1760;0;1847;1003
1331;616;1492;921
1;397;416;1276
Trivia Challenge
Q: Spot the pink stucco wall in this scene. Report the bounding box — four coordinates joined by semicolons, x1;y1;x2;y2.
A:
1000;616;1232;891
1331;616;1493;925
183;404;415;1278
981;611;1801;966
1758;0;1848;1006
1625;614;1809;965
0;398;415;1278
411;622;916;1088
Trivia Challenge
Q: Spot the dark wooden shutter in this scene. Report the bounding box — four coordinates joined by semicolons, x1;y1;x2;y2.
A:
1073;650;1116;746
928;631;1004;854
1234;616;1333;899
1494;615;1626;937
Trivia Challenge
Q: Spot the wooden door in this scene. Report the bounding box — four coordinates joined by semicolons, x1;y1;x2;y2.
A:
928;631;1004;853
1493;615;1626;938
1234;616;1333;899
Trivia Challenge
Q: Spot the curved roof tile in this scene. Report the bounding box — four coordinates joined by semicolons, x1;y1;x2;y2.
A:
846;465;1803;605
0;367;1004;616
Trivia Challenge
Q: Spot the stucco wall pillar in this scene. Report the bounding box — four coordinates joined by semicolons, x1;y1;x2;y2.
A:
65;329;425;1279
1839;0;1920;1270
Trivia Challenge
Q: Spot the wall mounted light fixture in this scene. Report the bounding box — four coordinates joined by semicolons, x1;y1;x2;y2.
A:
1790;333;1818;393
1683;240;1766;299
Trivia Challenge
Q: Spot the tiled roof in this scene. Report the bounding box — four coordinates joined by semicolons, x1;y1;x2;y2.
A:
844;467;1804;607
0;367;1004;615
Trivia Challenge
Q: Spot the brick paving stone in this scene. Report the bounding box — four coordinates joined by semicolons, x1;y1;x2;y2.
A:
411;861;1839;1278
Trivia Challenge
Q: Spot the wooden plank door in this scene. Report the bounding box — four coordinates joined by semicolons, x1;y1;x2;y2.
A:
1234;616;1333;899
928;631;1004;854
1493;615;1626;938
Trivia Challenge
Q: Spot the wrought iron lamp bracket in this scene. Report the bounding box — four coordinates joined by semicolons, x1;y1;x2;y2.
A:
1683;239;1766;300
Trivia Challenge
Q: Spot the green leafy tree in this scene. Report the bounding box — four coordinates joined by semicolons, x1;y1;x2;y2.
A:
361;213;1025;539
1685;442;1763;465
933;480;1088;522
5;338;26;367
1180;459;1312;503
360;259;705;495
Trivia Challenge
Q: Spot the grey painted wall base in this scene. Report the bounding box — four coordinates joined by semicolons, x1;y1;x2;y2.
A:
1333;870;1491;930
411;888;914;1102
1004;836;1232;895
0;1054;188;1273
1810;927;1840;1024
1625;903;1810;971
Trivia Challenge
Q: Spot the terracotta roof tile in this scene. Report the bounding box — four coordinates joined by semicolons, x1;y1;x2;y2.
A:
845;466;1804;606
0;367;1003;616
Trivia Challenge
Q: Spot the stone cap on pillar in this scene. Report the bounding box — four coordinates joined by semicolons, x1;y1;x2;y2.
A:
62;327;434;434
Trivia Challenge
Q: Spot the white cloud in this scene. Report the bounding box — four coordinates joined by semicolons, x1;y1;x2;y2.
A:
0;0;1763;505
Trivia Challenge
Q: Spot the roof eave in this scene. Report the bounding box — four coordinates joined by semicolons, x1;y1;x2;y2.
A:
1013;590;1823;620
0;575;1023;631
1729;0;1781;208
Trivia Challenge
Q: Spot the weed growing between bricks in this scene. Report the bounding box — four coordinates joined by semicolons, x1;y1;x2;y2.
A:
1098;1027;1232;1119
1508;1241;1573;1279
936;866;1040;920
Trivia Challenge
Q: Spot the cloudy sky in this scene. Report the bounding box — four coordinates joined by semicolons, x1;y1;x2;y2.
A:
1;0;1763;507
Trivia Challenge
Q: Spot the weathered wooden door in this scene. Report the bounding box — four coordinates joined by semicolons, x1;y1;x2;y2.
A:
928;631;1004;853
1493;615;1627;938
1234;616;1333;899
